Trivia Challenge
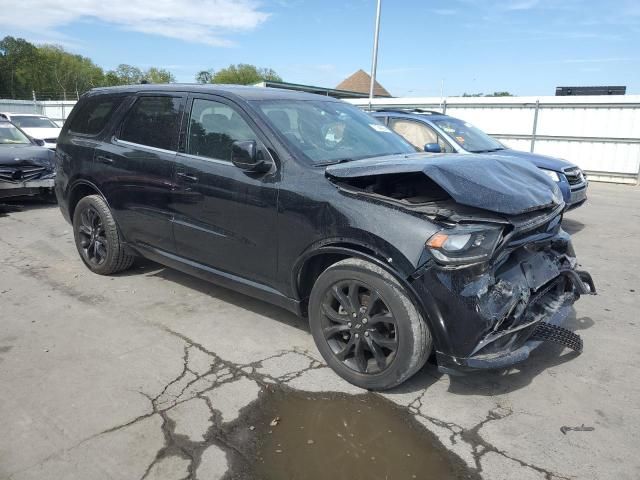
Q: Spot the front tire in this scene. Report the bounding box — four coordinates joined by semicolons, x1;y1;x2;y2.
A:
309;258;432;390
72;195;134;275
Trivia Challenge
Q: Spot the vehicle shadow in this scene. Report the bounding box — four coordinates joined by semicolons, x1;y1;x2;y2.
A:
116;258;596;397
562;217;586;235
393;310;595;397
0;199;57;218
115;257;309;333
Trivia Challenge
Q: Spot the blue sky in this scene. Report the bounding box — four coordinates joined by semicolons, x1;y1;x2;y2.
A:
2;0;639;96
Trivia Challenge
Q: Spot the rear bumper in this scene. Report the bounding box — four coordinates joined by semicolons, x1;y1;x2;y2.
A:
410;229;595;374
0;177;55;199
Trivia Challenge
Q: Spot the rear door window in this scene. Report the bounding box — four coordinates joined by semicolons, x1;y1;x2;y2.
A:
119;96;183;151
68;96;124;135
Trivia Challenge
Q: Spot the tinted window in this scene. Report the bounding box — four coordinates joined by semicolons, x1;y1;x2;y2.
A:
187;99;258;161
68;96;124;135
120;96;182;151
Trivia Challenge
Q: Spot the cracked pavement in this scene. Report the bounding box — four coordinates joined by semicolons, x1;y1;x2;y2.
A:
1;182;639;480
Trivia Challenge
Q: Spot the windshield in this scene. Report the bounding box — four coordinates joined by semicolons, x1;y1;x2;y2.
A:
432;117;504;153
0;122;31;144
252;100;416;164
11;116;59;129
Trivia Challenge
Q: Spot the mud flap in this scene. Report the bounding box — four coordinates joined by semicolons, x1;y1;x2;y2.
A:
531;322;583;353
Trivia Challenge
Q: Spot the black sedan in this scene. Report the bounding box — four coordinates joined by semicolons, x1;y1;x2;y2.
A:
0;119;56;200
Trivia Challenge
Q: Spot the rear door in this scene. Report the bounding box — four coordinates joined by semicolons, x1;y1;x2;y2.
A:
93;92;186;253
171;94;279;286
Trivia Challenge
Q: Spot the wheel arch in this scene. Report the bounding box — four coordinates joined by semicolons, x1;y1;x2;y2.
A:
293;239;427;320
68;180;110;221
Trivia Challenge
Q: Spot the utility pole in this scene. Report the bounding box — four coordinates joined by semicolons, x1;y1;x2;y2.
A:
368;0;382;111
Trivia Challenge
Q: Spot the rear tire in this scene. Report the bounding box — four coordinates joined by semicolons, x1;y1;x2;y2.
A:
309;258;431;390
72;195;134;275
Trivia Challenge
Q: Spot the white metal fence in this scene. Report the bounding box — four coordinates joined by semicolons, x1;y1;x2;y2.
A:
3;96;639;184
0;99;77;126
348;95;640;184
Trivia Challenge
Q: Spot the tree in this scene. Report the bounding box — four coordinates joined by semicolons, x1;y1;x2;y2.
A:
144;67;175;84
195;70;213;84
210;64;282;85
0;36;40;98
106;64;144;85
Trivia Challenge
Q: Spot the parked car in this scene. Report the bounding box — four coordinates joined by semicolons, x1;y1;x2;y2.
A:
55;85;595;390
0;119;56;200
0;113;61;149
371;110;588;210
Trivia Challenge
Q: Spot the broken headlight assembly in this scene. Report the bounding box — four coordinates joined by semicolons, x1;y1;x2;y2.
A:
426;226;503;266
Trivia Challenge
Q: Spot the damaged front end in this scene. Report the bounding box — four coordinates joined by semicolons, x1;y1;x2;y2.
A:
326;154;596;374
414;205;595;374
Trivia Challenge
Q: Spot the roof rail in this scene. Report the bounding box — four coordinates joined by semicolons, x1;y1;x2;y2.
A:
371;108;445;115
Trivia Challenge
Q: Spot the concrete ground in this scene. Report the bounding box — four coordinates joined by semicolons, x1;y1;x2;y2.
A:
1;182;639;480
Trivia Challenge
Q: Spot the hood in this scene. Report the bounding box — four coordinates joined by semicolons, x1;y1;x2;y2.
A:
485;149;576;171
0;143;55;168
20;127;61;140
325;153;563;215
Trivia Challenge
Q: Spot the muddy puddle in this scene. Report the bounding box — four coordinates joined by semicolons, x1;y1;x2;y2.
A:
228;388;477;480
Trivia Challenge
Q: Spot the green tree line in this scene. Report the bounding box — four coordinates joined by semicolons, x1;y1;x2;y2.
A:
0;36;175;100
1;36;285;101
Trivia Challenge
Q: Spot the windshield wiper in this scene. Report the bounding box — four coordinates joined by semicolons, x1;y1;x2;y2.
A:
314;158;355;167
469;147;505;153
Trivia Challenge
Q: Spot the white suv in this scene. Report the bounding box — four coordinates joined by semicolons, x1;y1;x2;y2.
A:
0;113;61;149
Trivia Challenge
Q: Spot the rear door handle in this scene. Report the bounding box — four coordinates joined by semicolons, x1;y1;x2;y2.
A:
176;171;198;182
95;155;114;164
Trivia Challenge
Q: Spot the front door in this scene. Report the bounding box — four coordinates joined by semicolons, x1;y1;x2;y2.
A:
94;93;186;253
172;95;279;287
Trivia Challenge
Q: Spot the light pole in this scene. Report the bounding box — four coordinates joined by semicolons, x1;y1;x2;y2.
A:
368;0;382;110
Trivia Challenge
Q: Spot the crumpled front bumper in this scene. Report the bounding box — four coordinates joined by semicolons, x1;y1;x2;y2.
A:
410;229;596;374
0;176;55;199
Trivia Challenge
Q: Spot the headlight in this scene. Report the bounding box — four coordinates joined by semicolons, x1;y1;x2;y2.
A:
541;169;560;182
426;226;503;266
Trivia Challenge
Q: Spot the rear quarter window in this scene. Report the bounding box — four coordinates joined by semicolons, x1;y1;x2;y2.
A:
68;96;124;135
118;96;182;151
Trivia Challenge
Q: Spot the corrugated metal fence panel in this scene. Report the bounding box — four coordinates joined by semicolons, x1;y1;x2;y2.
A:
445;106;534;136
0;99;43;115
348;95;640;183
0;99;76;125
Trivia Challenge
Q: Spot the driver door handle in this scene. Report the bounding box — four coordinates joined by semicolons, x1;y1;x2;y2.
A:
176;171;198;182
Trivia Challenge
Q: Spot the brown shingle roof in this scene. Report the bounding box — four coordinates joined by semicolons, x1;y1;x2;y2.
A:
335;69;391;97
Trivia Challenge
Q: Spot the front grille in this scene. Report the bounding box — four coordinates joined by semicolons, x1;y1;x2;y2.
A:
564;167;584;186
44;137;58;143
0;166;46;182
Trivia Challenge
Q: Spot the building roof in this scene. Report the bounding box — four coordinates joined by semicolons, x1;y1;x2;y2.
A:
335;69;391;98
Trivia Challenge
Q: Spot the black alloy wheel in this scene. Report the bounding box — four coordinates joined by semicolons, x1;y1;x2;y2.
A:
309;258;432;390
72;195;134;275
77;205;108;266
320;280;398;374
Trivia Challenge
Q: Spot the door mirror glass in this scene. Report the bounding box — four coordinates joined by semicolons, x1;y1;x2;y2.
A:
424;143;442;153
231;140;271;173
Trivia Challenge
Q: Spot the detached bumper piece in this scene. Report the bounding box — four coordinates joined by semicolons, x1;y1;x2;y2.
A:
531;323;583;353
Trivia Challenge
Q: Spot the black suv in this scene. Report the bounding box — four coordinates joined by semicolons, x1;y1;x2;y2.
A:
55;85;595;390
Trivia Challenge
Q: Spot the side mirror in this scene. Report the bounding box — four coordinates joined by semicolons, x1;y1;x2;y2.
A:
231;140;272;173
424;143;442;153
32;138;46;147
